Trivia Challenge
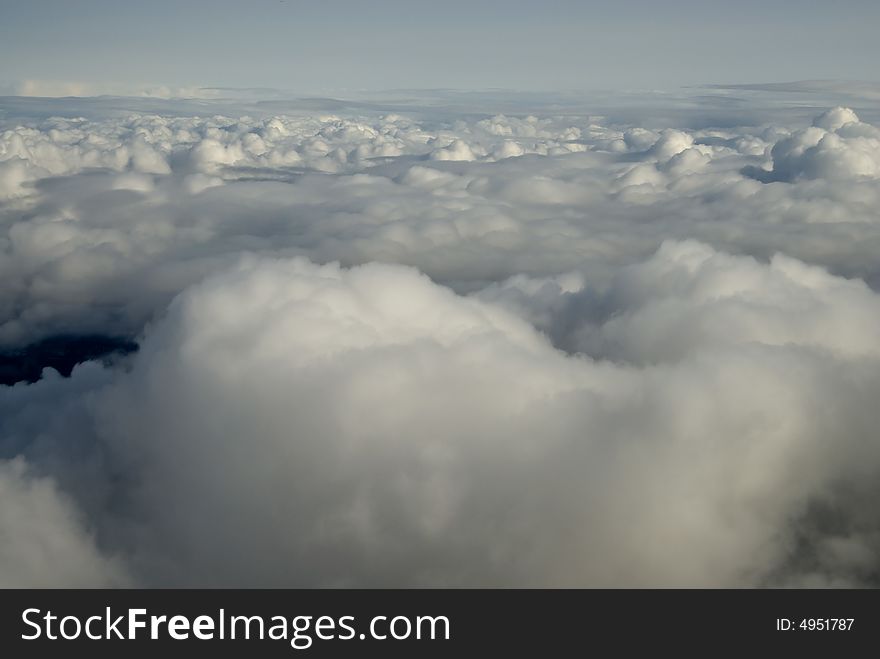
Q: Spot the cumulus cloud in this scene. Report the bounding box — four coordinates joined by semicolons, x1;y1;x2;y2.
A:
2;92;880;587
2;246;880;587
747;107;880;182
3;101;879;347
0;457;129;587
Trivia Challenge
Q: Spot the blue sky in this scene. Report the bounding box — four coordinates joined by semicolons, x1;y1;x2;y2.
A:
1;0;879;93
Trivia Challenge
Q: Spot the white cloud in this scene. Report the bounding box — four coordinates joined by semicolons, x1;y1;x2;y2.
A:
2;94;880;586
813;106;861;132
1;103;879;346
1;244;879;586
430;138;479;161
750;108;880;182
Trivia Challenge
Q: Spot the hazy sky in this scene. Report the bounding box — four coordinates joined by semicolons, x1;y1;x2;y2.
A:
1;0;879;93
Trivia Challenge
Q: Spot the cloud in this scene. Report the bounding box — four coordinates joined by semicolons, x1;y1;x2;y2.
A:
2;94;880;586
2;102;879;343
2;244;880;587
813;106;861;132
746;107;880;182
429;138;480;161
0;158;30;200
0;457;129;587
13;80;219;99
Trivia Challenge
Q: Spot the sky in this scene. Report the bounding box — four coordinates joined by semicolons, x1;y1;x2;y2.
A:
4;89;880;586
1;0;880;93
3;2;880;589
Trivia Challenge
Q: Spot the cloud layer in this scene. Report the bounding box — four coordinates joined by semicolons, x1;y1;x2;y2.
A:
2;94;880;586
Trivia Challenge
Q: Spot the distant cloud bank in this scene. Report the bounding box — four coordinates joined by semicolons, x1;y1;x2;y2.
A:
7;80;219;99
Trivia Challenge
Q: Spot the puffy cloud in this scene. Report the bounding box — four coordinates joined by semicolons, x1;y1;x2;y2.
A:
749;108;880;182
2;102;880;348
429;138;479;161
2;244;880;587
2;93;880;587
492;140;526;159
521;239;880;363
0;457;129;587
649;129;694;160
813;106;860;132
0;158;30;200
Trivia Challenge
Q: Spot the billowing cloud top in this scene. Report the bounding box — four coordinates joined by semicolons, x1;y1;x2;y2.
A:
2;93;880;587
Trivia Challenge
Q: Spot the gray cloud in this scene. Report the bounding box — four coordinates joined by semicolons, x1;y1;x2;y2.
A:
0;457;129;587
